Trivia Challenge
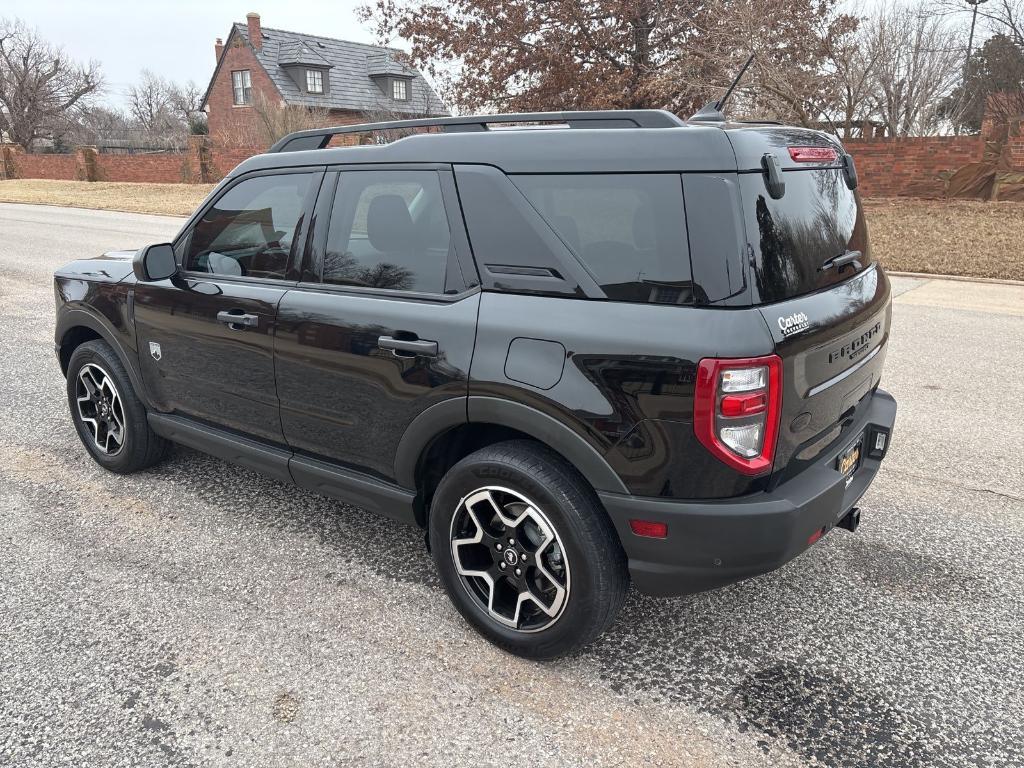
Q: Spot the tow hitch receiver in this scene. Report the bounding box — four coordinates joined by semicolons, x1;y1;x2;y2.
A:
838;507;861;533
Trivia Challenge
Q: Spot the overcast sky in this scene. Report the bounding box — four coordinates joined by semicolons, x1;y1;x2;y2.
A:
2;1;384;108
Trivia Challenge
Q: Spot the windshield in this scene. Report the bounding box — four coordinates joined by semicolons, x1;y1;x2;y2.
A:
740;168;871;304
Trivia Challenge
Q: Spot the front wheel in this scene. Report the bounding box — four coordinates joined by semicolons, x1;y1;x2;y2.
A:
429;440;628;659
66;340;168;474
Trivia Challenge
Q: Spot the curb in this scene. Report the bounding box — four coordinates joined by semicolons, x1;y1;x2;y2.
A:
887;271;1024;287
0;199;190;220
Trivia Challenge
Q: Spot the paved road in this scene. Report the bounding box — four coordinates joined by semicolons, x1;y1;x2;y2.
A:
1;203;1022;768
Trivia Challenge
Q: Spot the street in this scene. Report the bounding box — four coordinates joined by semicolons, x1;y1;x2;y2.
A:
1;202;1022;767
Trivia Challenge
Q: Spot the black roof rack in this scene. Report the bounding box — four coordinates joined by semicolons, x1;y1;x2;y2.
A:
268;110;685;153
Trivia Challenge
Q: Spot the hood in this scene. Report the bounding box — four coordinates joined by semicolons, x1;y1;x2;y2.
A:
54;250;138;284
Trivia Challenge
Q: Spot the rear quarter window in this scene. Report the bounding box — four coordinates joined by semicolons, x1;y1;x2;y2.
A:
512;174;695;305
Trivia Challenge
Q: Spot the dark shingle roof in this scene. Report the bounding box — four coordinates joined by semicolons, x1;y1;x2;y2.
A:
366;53;412;77
278;40;332;68
234;23;447;116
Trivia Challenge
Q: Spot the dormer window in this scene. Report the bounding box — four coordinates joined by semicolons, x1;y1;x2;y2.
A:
306;70;324;94
392;78;408;101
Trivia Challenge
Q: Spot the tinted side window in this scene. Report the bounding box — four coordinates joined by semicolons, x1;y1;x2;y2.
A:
323;170;449;293
454;164;589;297
512;174;694;304
184;173;312;279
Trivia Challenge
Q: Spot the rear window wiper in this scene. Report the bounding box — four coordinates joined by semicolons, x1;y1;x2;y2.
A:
819;250;862;273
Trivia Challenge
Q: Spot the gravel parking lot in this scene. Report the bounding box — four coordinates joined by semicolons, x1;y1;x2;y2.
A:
1;202;1022;768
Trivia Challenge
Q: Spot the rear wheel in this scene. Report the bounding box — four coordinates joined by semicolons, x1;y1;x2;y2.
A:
66;340;168;474
429;440;628;659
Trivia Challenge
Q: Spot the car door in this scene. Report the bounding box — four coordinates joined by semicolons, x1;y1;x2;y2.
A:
134;168;322;444
274;166;480;482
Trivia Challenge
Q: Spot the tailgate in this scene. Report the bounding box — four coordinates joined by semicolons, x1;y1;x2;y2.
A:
758;265;891;484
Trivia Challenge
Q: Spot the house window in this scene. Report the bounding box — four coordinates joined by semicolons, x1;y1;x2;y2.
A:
306;70;323;94
231;70;252;105
392;78;408;101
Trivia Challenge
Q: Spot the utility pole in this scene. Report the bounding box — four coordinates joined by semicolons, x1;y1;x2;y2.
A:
963;0;989;82
958;0;989;135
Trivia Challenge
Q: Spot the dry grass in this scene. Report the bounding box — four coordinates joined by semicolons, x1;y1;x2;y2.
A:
0;179;213;217
865;198;1024;282
1;181;1021;281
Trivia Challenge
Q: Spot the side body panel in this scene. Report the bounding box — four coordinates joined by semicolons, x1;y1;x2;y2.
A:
469;292;777;499
54;252;146;401
274;288;479;482
133;277;290;443
54;280;136;358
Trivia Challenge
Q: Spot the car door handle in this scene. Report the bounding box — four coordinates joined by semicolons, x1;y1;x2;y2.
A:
378;335;438;358
216;310;259;328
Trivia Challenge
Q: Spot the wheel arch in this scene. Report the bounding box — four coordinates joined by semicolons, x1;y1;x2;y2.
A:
396;396;628;526
56;309;150;408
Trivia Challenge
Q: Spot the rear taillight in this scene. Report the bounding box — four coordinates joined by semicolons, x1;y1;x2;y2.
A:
694;355;782;475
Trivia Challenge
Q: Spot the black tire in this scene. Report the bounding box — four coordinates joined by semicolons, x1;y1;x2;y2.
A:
66;340;168;474
429;440;628;659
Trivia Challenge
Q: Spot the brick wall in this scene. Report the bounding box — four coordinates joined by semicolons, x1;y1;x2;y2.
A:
3;124;1020;196
95;153;192;183
211;145;264;179
844;136;986;197
1008;137;1024;169
11;152;79;180
1;140;264;184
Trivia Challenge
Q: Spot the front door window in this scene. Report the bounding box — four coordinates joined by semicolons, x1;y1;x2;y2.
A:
183;173;313;280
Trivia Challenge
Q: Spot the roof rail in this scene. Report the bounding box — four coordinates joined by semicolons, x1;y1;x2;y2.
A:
267;110;685;152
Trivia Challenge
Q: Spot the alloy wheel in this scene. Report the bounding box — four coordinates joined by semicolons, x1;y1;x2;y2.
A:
75;363;126;455
450;486;570;632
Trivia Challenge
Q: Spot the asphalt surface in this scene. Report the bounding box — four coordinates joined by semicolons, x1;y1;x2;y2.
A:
1;202;1022;768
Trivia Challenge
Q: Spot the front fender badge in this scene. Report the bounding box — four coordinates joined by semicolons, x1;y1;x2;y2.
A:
149;342;162;361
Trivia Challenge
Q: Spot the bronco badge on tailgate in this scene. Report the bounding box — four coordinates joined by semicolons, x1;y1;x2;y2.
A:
828;321;882;365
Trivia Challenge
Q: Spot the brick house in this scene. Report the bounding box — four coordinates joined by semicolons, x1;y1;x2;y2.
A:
201;12;447;146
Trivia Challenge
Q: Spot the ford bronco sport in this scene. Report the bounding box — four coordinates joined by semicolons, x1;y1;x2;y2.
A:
54;110;896;658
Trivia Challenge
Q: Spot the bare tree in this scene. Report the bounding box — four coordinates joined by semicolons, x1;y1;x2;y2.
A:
168;80;207;135
66;105;131;146
934;0;1024;47
822;8;881;137
864;7;964;136
987;0;1024;45
124;71;207;148
352;99;449;144
692;0;859;129
246;91;330;146
126;70;176;133
0;18;102;150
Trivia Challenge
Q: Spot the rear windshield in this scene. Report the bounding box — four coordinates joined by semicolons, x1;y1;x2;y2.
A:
740;168;871;304
512;174;696;305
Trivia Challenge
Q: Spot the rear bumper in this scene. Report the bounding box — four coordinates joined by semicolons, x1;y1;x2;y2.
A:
599;388;897;596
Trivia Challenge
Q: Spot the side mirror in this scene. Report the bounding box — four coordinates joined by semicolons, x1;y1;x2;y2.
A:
133;243;177;281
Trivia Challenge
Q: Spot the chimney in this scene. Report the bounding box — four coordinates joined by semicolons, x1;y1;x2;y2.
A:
214;37;224;62
246;12;262;51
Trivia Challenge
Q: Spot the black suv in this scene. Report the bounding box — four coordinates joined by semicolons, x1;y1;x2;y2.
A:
54;110;896;658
